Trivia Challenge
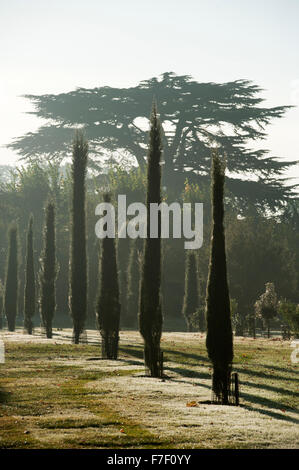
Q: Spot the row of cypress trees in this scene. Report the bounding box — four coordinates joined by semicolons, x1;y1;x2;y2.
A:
2;202;57;336
0;131;121;357
1;106;233;403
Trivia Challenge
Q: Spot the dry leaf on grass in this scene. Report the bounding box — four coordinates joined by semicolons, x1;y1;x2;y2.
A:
186;401;198;407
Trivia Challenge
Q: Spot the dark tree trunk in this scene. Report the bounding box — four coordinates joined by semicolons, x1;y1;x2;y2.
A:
182;251;199;332
205;152;233;405
40;202;57;339
24;215;35;334
4;226;19;332
70;131;88;344
139;103;163;378
96;194;121;360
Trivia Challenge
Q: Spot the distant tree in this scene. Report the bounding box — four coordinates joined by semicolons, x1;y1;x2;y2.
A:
182;251;199;332
139;104;163;378
205;152;233;405
247;311;256;339
226;216;297;325
255;282;278;338
96;193;121;359
24;215;35;334
230;298;244;336
0;280;4;329
278;300;299;339
40;202;57;338
117;237;130;328
70;131;88;344
126;238;143;328
4;225;19;331
9;72;296;211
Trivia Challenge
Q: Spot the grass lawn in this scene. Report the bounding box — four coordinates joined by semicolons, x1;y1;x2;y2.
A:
0;329;298;449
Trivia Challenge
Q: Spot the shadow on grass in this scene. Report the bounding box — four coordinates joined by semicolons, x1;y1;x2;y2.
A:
119;345;210;365
232;364;299;383
165;365;211;382
239;378;299;399
0;388;11;404
120;344;298;396
164;366;299;424
260;362;299;374
119;346;144;360
240;394;299;424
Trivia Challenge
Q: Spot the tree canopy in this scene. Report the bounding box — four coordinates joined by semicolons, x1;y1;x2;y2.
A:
8;72;296;210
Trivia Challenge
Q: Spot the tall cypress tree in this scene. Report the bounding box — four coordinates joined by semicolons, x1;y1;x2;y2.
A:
70;131;88;344
96;193;121;359
205;151;233;405
24;215;35;334
182;251;199;332
126;238;143;328
40;201;57;338
139;104;163;378
4;225;19;332
0;280;4;329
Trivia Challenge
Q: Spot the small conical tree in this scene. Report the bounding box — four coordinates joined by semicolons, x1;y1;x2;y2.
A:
126;238;143;328
255;282;278;338
118;237;130;327
4;225;19;332
40;201;57;338
24;215;35;334
139;103;163;378
230;298;244;336
96;193;121;359
70;131;88;344
0;279;4;329
182;251;199;332
205;151;233;405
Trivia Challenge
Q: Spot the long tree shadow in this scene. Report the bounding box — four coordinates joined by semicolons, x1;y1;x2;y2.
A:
260;362;299;374
232;364;299;383
120;345;210;365
165;365;211;381
119;345;299;424
167;366;299;424
119;345;144;360
240;392;299;424
120;345;298;389
0;388;11;404
163;365;299;424
238;378;299;399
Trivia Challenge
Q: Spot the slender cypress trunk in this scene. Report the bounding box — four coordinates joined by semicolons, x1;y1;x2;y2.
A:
70;131;88;344
205;152;233;405
126;238;142;328
96;194;121;359
139;103;163;378
40;202;57;338
0;280;4;329
182;251;199;332
24;215;35;334
4;225;19;332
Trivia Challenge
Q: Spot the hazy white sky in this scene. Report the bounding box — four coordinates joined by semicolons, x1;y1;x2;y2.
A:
1;0;299;180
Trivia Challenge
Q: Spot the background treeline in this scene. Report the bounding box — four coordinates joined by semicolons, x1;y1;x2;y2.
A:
0;160;299;335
